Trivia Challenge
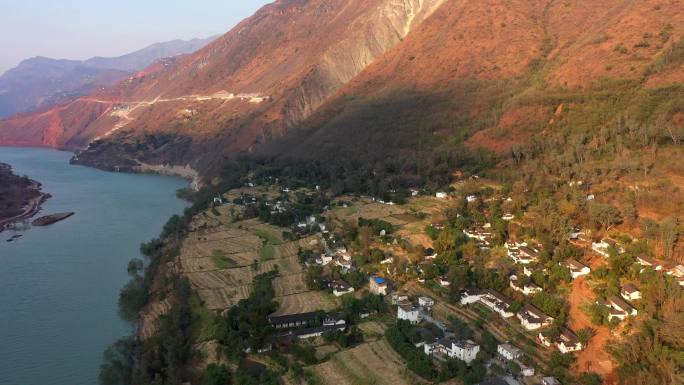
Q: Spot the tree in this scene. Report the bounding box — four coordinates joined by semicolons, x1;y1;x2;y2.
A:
447;316;473;340
578;372;603;385
434;228;459;257
620;200;637;224
118;275;147;322
99;337;135;385
576;327;595;345
608;253;636;277
588;203;622;230
661;217;679;259
202;364;231;385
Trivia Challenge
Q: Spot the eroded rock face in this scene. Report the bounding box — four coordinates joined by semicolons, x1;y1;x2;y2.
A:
279;0;447;125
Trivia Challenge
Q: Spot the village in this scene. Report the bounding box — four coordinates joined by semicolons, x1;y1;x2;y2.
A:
170;172;684;385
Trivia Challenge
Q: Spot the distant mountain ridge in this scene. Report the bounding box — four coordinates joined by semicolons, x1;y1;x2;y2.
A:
0;0;681;183
0;36;218;118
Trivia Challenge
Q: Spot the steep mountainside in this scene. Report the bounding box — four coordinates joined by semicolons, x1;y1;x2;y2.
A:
0;0;446;168
252;0;683;192
0;0;681;183
0;37;216;118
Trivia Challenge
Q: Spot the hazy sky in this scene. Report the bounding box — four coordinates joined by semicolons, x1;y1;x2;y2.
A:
0;0;272;74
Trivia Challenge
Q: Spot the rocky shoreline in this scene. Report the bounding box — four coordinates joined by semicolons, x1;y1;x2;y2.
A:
0;163;50;232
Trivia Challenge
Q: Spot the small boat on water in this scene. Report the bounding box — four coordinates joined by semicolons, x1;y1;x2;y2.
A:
6;234;22;242
32;212;75;226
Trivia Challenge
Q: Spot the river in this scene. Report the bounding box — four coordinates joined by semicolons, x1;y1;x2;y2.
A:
0;147;188;385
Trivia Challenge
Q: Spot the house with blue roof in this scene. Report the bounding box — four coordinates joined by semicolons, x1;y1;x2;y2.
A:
369;276;389;295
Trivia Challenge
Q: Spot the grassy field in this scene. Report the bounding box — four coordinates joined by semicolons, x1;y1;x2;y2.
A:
260;243;275;260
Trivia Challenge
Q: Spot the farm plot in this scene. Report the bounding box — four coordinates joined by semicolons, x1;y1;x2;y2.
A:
275;236;319;258
311;340;420;385
181;217;325;311
333;202;408;223
182;227;263;267
239;219;287;243
197;286;251;310
273;272;308;297
272;291;337;316
358;321;387;339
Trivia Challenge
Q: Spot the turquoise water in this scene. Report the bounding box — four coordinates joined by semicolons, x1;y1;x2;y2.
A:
0;147;188;385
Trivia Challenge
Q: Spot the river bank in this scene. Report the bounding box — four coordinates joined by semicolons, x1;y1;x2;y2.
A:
0;163;50;232
0;147;189;385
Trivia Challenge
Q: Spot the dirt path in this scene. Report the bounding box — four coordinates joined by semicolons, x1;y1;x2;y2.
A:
568;277;617;384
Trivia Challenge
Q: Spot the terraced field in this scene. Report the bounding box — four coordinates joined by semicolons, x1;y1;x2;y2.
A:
311;340;423;385
332;201;408;223
181;211;332;312
272;291;336;316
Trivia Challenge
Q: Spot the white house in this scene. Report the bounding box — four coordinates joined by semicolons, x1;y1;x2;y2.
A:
538;329;583;354
497;343;522;361
451;340;480;364
316;254;333;266
438;276;451;287
502;213;515;221
466;195;478;203
557;329;583;354
464;227;493;242
418;297;435;309
460;288;485;305
397;302;422;324
506;241;540;265
517;304;554;331
563;259;590;279
480;290;515;318
519;361;535;377
542;377;562;385
620;284;642;301
436;192;448;199
369;276;389;295
603;296;638;322
517;246;540;264
425;338;480;365
636;254;663;271
331;280;355;297
592;238;623;258
509;275;543;296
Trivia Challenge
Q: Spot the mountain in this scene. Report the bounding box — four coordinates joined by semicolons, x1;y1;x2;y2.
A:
0;0;447;161
0;36;217;118
81;37;219;72
0;0;681;182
